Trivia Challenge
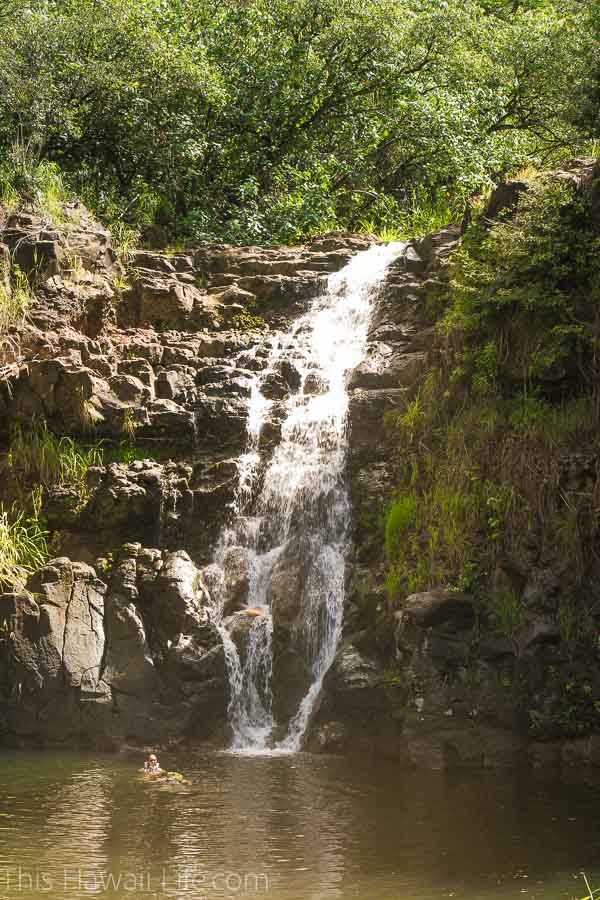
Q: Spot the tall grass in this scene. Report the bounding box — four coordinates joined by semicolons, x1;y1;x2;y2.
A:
0;145;69;222
359;192;460;242
110;221;141;265
385;494;418;562
8;420;102;488
73;385;103;432
0;267;33;336
0;500;48;591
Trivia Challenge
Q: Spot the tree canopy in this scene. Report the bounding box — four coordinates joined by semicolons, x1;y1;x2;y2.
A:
0;0;596;243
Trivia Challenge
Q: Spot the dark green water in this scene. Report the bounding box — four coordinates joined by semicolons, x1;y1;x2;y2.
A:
0;750;599;899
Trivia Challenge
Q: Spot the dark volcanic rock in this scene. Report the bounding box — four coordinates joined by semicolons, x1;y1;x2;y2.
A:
401;591;475;629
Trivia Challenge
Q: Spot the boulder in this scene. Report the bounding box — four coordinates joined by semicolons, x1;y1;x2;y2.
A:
147;550;208;638
214;285;256;307
194;395;249;449
135;275;195;326
324;644;387;712
484;180;530;221
140;398;197;443
278;359;302;392
3;224;62;278
101;593;159;695
108;373;152;404
350;346;425;390
400;591;475;629
311;720;348;753
116;358;155;388
0;560;108;743
268;555;304;629
226;610;261;662
272;647;312;722
522;568;561;613
155;369;180;400
221;546;252;615
17;559;107;693
347;387;406;452
167;632;226;682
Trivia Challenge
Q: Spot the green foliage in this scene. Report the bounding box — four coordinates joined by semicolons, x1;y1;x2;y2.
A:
7;421;102;490
0;266;32;336
99;442;177;465
383;668;403;687
383;459;497;604
0;0;220;222
442;177;600;391
109;223;141;265
229;310;266;331
0;0;594;243
360;194;462;241
385;495;418;563
120;408;139;441
0;148;69;221
529;670;600;738
505;393;594;449
381;169;600;673
492;588;523;643
0;498;49;592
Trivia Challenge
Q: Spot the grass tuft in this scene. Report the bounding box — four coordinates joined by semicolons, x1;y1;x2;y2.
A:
0;267;33;337
7;420;102;488
0;498;48;592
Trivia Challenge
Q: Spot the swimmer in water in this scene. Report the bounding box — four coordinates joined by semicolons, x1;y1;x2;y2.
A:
141;753;163;774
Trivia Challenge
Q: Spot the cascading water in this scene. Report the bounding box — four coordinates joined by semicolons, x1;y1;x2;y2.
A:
207;241;404;752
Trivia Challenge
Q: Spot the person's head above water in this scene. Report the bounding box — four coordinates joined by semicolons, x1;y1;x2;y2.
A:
145;753;161;770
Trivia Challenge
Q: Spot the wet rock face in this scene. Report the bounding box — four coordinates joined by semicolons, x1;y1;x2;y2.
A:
266;548;316;726
316;228;530;765
316;166;600;766
400;591;475;630
220;547;251;615
0;208;373;749
345;229;461;582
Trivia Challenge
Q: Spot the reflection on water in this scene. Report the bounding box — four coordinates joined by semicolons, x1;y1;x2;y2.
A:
1;750;599;899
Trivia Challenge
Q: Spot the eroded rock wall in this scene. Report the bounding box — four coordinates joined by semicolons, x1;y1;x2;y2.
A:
0;202;373;748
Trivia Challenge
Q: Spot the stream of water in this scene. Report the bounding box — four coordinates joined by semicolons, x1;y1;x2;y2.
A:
206;243;404;752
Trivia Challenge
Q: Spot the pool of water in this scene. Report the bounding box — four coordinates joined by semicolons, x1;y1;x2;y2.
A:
0;750;599;899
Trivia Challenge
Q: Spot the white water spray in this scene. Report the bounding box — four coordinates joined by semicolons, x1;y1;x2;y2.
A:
208;241;404;752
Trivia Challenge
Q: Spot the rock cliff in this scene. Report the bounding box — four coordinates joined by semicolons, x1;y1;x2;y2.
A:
309;158;600;768
2;162;600;767
0;203;374;749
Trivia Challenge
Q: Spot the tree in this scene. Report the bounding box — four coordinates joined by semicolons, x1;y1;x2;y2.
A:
0;0;594;241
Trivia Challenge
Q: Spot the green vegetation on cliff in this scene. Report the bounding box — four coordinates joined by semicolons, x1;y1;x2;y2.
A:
8;421;102;489
383;167;600;733
0;493;48;591
0;266;32;337
386;171;600;601
0;0;597;243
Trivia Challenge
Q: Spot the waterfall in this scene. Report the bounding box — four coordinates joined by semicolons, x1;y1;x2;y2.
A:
207;241;403;752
